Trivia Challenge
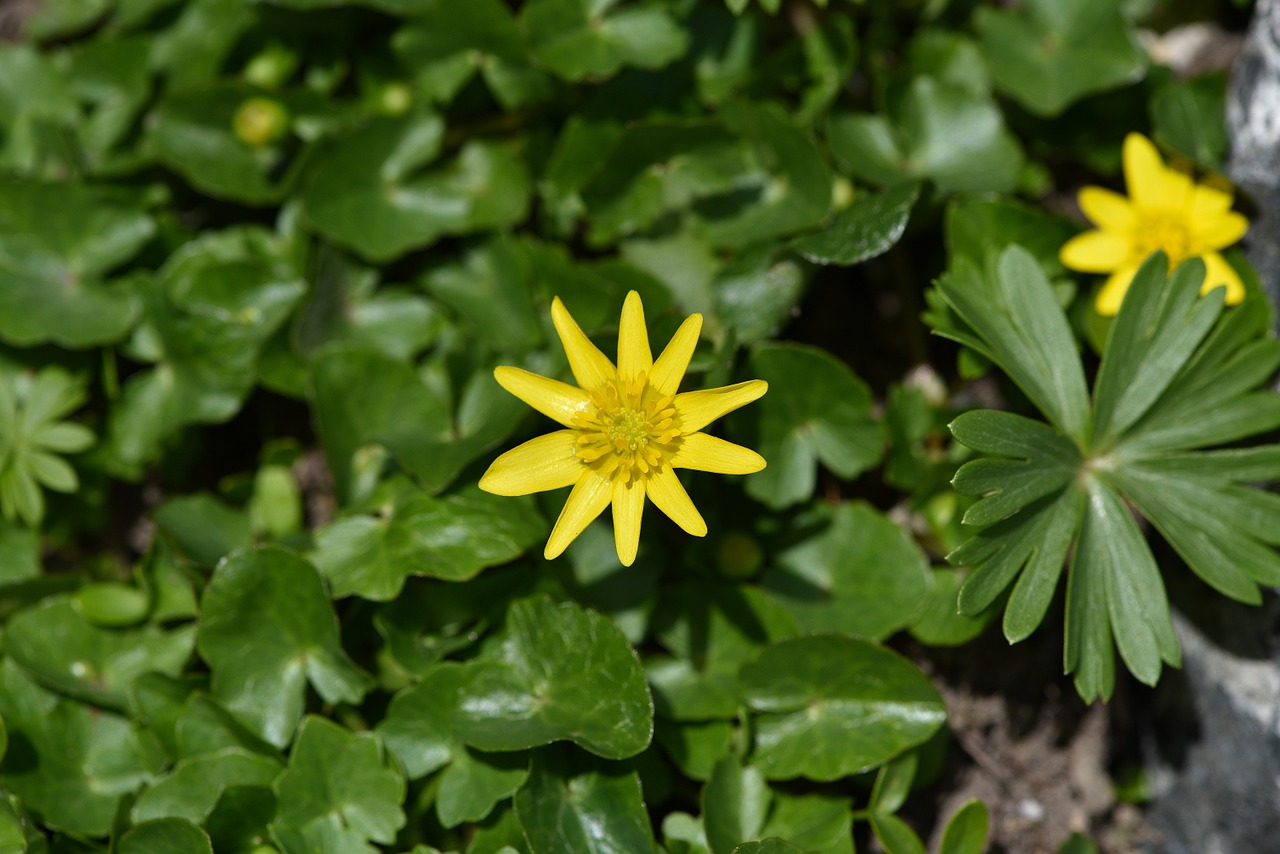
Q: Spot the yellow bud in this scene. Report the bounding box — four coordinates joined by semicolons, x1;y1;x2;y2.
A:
233;97;290;148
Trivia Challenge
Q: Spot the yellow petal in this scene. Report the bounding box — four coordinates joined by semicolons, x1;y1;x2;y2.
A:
1123;133;1189;210
646;466;706;537
1059;231;1131;273
1094;264;1141;316
671;432;766;475
1078;187;1136;231
649;313;702;397
617;291;652;383
552;296;616;391
1199;252;1246;305
494;367;592;428
674;380;768;434
1188;183;1233;218
545;470;613;559
479;431;583;496
612;476;646;566
1192;211;1247;251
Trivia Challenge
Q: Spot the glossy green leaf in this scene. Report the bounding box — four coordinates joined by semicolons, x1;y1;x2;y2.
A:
744;343;883;509
763;501;929;640
520;0;688;81
6;597;194;709
0;182;147;347
118;818;213;854
870;752;917;815
149;83;301;204
1151;75;1228;167
312;487;544;599
310;348;524;500
153;493;251;567
303;111;530;262
0;660;153;837
132;748;281;824
703;757;770;854
421;237;542;352
938;799;989;854
454;595;653;759
272;716;406;850
739;636;945;780
72;581;150;627
791;183;918;266
204;784;277;854
827;77;1022;193
871;813;926;854
655;719;734;782
196;547;373;747
975;0;1146;117
513;747;655;854
757;791;852;854
945;197;1077;276
438;748;529;829
393;0;548;107
908;568;991;647
731;841;810;854
105;228;306;473
0;519;39;585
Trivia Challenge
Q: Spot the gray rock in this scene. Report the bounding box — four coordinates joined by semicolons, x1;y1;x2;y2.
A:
1145;600;1280;854
1228;0;1280;317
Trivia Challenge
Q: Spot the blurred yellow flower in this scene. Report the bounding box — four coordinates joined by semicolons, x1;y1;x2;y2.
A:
480;292;767;566
1059;133;1248;316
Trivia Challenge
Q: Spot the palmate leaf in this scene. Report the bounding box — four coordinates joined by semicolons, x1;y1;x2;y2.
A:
935;247;1280;701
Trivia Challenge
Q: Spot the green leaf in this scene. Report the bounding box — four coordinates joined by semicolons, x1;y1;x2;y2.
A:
272;716;406;849
827;77;1023;193
6;597;194;709
0;45;79;177
196;547;373;747
393;0;548;108
310;348;524;500
0;182;148;347
870;813;926;854
790;183;918;266
762;502;929;639
149;83;303;204
938;799;989;854
908;568;991;647
870;752;917;815
976;0;1146;117
132;748;281;824
731;842;810;854
205;784;277;854
654;719;733;781
945;197;1077;276
72;582;151;627
0;660;154;837
438;748;529;829
713;248;805;345
936;245;1091;444
513;747;656;854
1090;256;1223;450
118;818;214;854
702;102;832;247
421;237;542;352
312;487;544;599
744;343;883;509
153;492;251;567
453;595;653;759
757;791;852;854
0;518;39;585
303;111;530;262
650;581;798;720
105;227;306;472
1150;74;1228;168
703;757;770;854
739;636;945;780
520;0;688;81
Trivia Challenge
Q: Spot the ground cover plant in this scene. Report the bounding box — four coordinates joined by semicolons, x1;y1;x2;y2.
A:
0;0;1269;851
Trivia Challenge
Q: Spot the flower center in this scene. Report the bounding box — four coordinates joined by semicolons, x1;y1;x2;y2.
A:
1133;212;1193;265
573;372;682;484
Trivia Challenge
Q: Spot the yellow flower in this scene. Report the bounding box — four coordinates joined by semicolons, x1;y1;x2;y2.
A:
1059;133;1248;316
479;291;767;566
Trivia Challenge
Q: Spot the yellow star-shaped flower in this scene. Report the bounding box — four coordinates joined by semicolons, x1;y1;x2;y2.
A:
1060;132;1248;316
479;291;767;566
